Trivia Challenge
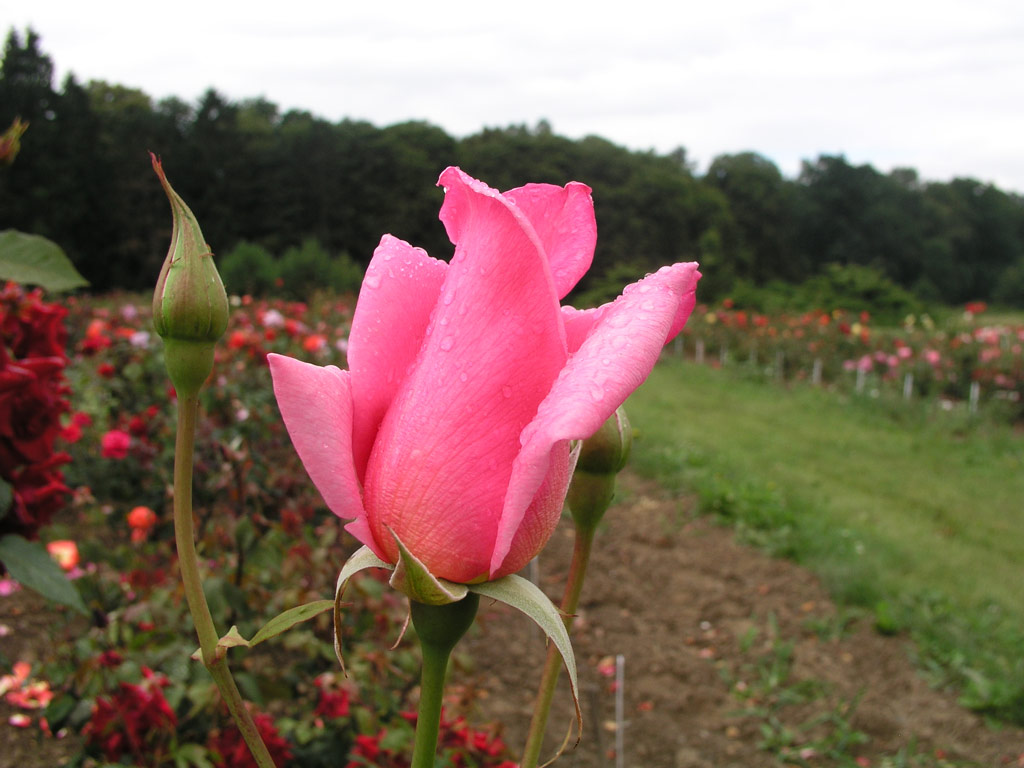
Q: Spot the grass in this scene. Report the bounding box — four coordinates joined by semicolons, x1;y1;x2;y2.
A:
626;358;1024;722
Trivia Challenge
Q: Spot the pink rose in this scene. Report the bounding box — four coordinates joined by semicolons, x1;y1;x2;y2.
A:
270;168;699;583
100;429;131;459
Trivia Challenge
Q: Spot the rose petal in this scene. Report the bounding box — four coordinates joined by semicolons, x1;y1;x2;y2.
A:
493;439;577;579
491;262;700;574
503;182;596;299
268;354;383;557
362;168;567;582
348;235;448;480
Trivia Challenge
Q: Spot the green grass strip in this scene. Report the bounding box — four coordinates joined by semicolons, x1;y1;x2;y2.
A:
627;358;1024;723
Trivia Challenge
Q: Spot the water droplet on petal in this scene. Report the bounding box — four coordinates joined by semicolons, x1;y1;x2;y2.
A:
364;273;381;289
383;251;393;261
443;291;455;306
502;385;513;398
459;372;468;383
440;336;454;351
589;384;605;401
612;335;628;349
641;300;655;310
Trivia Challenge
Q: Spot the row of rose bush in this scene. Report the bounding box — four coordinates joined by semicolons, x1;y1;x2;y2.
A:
677;300;1023;412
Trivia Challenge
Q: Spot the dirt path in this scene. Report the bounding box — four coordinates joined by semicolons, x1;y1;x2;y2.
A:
462;473;1024;767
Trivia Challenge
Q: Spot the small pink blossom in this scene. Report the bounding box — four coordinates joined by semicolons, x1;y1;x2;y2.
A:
100;430;131;459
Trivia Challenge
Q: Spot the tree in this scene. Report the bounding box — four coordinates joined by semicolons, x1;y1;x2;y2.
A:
705;152;798;283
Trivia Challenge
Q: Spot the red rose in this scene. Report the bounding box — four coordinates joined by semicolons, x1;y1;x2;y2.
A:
0;357;69;463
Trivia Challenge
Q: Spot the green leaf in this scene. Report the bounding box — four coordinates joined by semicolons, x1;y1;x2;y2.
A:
0;534;88;615
193;601;335;661
0;230;89;292
470;575;582;742
249;600;333;646
334;545;393;672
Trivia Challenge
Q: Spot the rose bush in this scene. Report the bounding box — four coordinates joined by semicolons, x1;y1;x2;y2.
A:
270;168;699;584
0;282;72;540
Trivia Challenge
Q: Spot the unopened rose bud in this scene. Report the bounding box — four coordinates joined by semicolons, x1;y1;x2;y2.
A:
150;153;229;394
567;406;632;531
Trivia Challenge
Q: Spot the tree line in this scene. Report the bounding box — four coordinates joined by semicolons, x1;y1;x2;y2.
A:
2;28;1022;307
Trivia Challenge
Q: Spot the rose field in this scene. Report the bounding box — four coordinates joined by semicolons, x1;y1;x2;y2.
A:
1;282;1023;768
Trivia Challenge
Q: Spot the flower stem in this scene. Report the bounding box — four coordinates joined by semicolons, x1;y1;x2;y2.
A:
520;526;596;768
173;392;277;768
409;595;480;768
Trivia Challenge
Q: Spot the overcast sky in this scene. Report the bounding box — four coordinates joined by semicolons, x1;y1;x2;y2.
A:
9;0;1024;193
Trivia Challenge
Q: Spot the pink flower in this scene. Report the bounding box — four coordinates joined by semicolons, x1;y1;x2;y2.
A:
269;168;700;583
100;430;131;459
46;540;79;571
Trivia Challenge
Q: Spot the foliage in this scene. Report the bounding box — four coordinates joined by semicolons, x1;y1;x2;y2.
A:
730;264;924;325
4;29;1022;306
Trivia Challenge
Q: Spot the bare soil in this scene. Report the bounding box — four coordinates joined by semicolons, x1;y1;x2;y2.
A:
462;473;1024;767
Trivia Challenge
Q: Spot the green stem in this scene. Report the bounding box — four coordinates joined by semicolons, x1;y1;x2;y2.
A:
520;525;596;768
173;393;277;768
409;595;480;768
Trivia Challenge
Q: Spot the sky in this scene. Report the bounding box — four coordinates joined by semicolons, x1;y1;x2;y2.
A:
9;0;1024;193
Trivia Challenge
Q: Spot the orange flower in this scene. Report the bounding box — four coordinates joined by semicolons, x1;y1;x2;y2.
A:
127;506;158;542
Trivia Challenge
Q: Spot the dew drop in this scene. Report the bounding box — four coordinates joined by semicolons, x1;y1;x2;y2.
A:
612;335;628;349
502;385;513;398
382;251;393;261
459;372;468;383
443;291;455;306
589;384;605;402
641;300;655;310
364;273;382;289
440;336;454;351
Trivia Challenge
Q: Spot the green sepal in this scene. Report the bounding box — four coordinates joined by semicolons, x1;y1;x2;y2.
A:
191;600;334;661
334;545;393;672
389;531;469;606
468;575;582;742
